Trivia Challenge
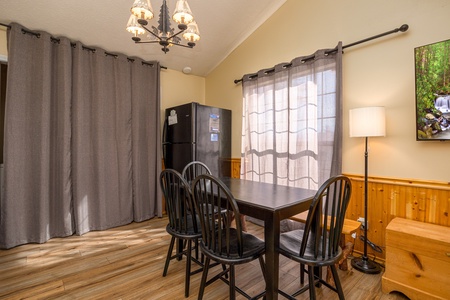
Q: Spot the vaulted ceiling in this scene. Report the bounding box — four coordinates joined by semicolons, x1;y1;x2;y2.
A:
0;0;287;76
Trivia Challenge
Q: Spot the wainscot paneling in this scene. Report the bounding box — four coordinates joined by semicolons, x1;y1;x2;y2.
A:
343;173;450;261
230;158;241;179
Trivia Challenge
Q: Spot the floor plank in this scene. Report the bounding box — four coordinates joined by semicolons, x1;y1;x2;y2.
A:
0;217;410;299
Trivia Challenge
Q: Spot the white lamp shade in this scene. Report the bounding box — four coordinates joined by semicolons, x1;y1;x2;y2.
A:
126;14;145;35
183;21;200;42
349;106;386;137
131;0;154;20
173;0;194;24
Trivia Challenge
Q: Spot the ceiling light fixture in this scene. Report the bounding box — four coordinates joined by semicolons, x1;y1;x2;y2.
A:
126;0;200;54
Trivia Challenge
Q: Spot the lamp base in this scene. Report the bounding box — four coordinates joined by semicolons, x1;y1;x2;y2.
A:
351;257;381;274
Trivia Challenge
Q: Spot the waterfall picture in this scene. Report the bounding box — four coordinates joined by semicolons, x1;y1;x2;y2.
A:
415;38;450;140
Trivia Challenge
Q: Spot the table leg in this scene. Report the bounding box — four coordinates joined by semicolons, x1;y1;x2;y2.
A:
264;217;279;300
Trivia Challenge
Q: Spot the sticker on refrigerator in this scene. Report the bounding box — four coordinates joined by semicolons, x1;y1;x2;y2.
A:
168;110;178;125
209;114;220;132
211;133;219;142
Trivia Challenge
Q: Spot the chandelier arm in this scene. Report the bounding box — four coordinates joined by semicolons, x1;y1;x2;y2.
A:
140;25;162;40
167;29;186;40
171;43;194;48
134;41;161;44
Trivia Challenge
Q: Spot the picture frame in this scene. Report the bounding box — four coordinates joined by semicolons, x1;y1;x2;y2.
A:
415;38;450;141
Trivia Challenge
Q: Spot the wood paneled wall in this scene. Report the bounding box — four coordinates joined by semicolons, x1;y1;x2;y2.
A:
344;173;450;260
228;158;450;260
230;158;241;179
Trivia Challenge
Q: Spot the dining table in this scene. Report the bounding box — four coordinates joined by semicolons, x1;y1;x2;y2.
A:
220;177;317;300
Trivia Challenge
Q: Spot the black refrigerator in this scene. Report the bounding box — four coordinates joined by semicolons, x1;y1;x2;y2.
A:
162;102;232;177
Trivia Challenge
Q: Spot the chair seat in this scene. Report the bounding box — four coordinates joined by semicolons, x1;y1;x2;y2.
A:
201;203;227;216
289;210;360;273
279;229;342;266
166;214;202;238
289;211;361;235
201;228;265;263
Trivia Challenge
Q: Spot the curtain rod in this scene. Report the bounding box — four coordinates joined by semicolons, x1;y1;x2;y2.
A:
233;24;409;84
0;22;167;69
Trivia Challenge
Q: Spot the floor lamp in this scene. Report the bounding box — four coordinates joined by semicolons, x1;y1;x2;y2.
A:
349;106;385;274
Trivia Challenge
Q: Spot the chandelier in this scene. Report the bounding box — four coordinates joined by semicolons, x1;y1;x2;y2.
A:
126;0;200;53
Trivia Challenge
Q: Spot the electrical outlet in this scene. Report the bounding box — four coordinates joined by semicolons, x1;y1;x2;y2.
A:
357;217;367;230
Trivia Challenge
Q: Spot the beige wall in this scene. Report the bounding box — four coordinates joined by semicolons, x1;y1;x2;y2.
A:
161;69;205;108
0;28;6;60
205;0;450;182
160;68;205;126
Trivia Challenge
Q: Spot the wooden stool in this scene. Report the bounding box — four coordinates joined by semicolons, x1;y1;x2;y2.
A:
289;211;361;281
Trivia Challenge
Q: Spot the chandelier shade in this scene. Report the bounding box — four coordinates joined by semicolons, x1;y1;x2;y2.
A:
183;21;200;42
126;0;200;53
172;0;194;24
126;14;146;36
131;0;154;20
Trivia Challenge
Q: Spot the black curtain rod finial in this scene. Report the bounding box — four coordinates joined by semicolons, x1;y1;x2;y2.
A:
399;24;409;32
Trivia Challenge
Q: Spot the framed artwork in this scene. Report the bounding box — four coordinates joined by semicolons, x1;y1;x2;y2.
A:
415;38;450;140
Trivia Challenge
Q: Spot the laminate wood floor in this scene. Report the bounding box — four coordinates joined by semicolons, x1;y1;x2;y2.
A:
0;217;410;300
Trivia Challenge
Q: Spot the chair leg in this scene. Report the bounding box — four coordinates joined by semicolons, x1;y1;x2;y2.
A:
194;238;199;260
229;264;236;300
198;258;210;300
316;266;322;287
163;236;176;276
258;256;266;283
177;238;183;261
330;265;345;300
308;265;316;300
222;264;228;279
300;264;305;284
185;240;192;297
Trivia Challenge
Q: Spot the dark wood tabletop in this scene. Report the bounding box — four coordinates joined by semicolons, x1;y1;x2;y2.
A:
220;177;316;300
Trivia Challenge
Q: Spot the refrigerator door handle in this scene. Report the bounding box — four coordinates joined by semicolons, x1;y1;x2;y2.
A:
162;118;168;166
162;118;168;144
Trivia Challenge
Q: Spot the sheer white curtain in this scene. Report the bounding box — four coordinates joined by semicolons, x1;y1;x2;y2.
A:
241;43;343;190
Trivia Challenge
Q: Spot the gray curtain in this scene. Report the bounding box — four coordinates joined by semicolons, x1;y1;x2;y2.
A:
0;23;161;248
131;59;162;222
241;43;343;190
71;44;135;234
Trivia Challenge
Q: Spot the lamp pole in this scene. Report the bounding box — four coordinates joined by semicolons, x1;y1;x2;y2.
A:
351;136;381;274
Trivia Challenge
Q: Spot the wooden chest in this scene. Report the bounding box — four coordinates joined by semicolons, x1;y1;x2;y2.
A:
382;217;450;300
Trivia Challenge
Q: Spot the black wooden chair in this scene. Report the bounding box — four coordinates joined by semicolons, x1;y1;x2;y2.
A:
181;161;212;256
278;175;352;300
182;161;211;184
191;174;266;300
159;169;203;298
183;161;228;228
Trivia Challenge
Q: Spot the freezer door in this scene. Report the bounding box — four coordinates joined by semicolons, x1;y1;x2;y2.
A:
164;103;195;143
162;143;195;173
